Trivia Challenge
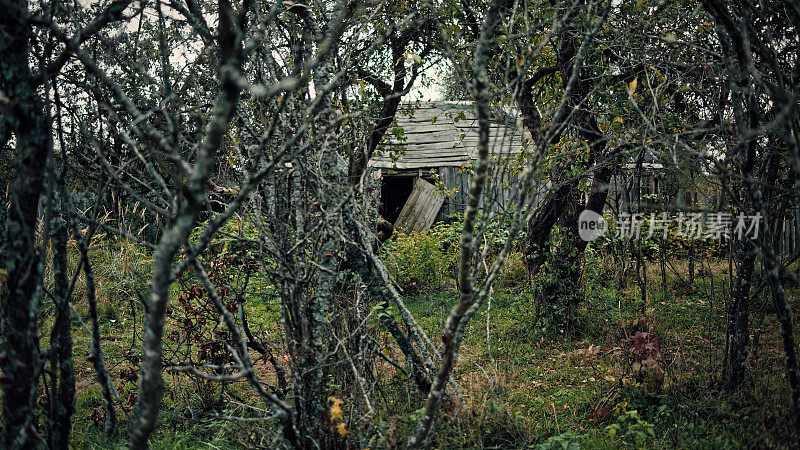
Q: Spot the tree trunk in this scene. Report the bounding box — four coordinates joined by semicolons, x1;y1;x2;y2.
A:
522;5;612;280
764;249;800;431
723;240;754;387
48;189;75;449
0;1;51;447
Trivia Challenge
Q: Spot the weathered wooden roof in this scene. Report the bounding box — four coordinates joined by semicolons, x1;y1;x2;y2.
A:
369;101;527;170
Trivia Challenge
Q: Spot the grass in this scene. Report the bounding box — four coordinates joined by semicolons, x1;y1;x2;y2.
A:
46;236;800;448
391;252;800;448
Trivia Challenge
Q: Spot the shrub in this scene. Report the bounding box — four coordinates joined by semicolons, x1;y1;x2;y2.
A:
79;238;152;321
494;251;528;291
605;404;656;447
591;212;727;260
381;221;460;293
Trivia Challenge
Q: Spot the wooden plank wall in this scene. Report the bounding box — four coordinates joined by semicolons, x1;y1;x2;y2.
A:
438;166;469;219
782;207;800;257
435;166;541;221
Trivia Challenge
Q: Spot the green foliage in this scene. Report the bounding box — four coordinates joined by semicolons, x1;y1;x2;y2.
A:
532;224;585;337
190;216;262;262
481;211;527;252
604;404;656;448
535;431;585;449
188;216;275;300
378;212;529;293
580;253;622;337
591;212;729;260
68;238;152;322
494;251;528;291
61;234;800;448
381;221;460;292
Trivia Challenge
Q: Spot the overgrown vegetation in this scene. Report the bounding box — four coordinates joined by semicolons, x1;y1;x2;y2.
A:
2;0;799;448
57;228;800;448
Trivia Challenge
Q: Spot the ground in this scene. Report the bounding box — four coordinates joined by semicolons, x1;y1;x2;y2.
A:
61;241;800;448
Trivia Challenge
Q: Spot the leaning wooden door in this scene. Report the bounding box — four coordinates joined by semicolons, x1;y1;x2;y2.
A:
394;178;445;232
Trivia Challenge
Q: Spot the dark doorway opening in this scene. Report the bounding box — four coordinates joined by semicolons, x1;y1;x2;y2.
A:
380;176;415;224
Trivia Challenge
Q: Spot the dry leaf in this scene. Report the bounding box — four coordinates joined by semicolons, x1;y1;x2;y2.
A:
329;396;344;421
628;77;638;96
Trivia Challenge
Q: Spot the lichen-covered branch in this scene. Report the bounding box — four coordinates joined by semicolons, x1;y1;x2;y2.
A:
406;0;502;445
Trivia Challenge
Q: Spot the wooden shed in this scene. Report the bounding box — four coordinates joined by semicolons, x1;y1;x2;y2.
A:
369;101;527;231
607;150;665;211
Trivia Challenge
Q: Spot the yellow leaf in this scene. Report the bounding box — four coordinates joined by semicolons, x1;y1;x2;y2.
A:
0;269;7;283
627;77;638;96
329;396;344;421
613;117;623;124
335;422;348;436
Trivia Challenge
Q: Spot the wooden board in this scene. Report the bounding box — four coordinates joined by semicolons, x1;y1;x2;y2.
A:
394;178;446;232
